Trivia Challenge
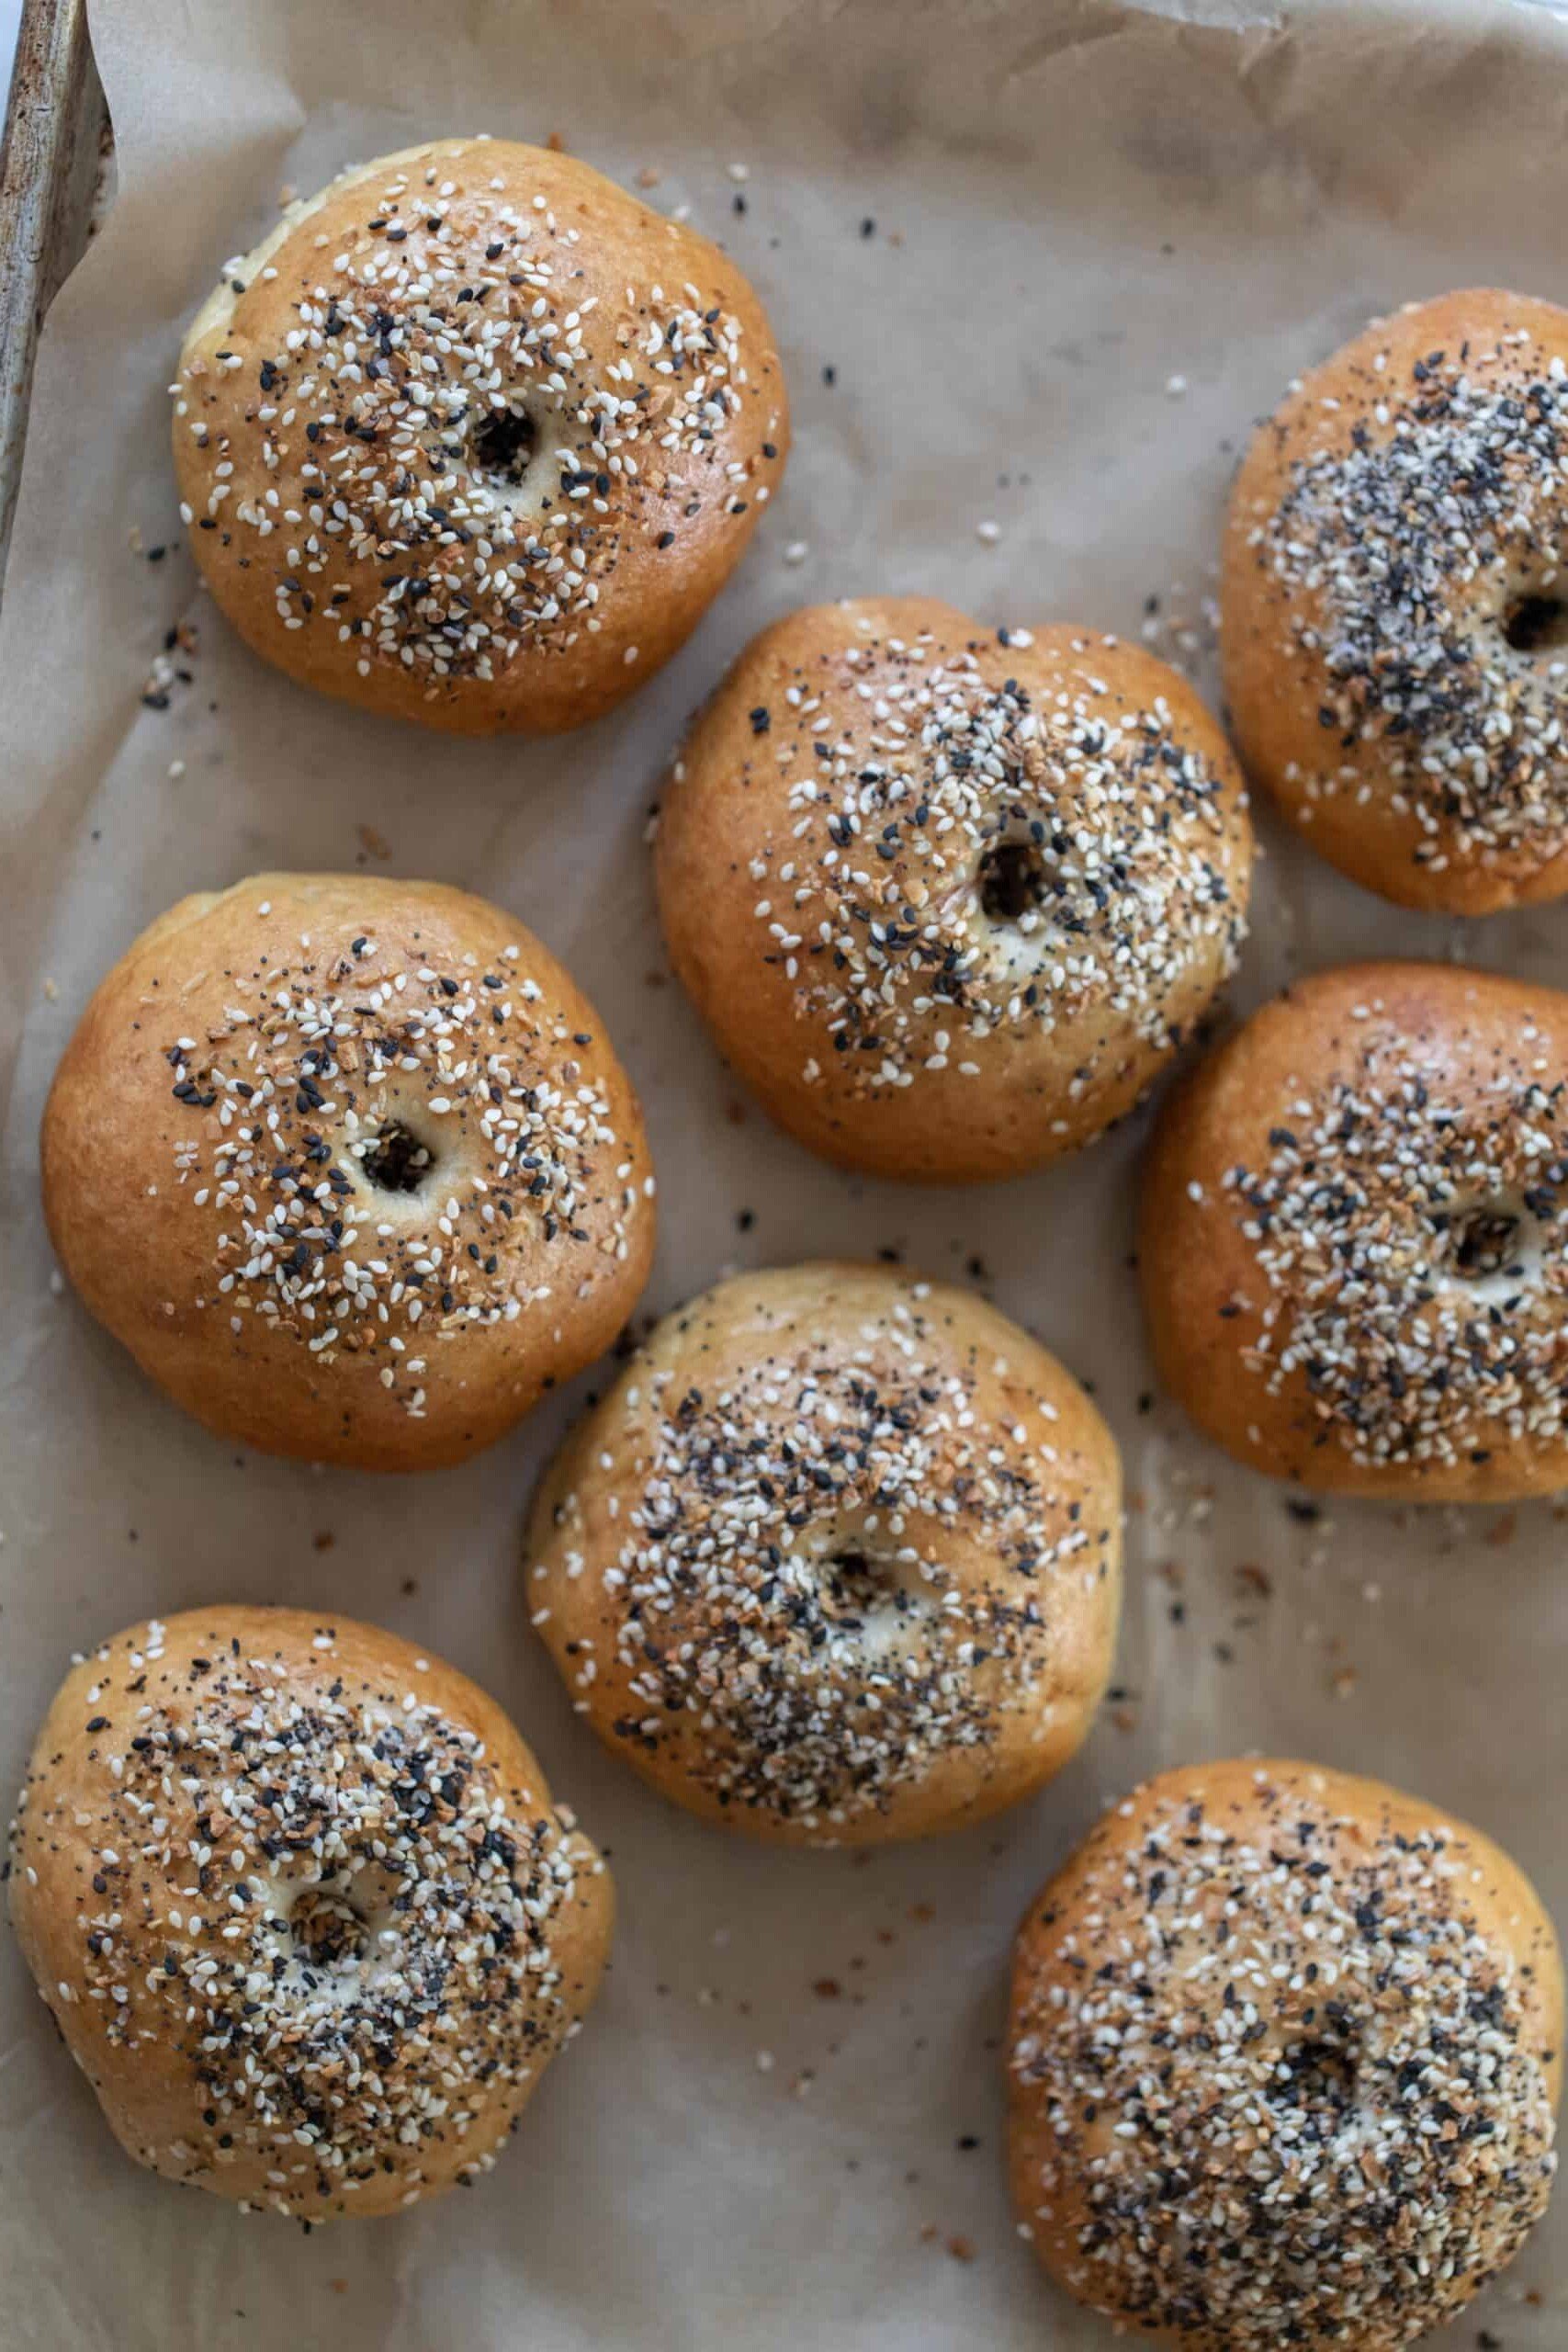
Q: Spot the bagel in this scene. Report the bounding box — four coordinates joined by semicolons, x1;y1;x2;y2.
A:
1140;959;1568;1499
174;138;789;733
1224;288;1568;911
41;874;655;1469
7;1608;614;2218
525;1261;1122;1843
655;598;1252;1181
1009;1758;1562;2350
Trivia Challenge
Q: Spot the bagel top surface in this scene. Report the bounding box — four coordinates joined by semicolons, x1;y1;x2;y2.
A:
173;138;789;734
6;1608;613;2219
1224;288;1568;910
40;873;655;1470
1140;959;1568;1499
525;1261;1122;1844
655;598;1251;1180
1009;1758;1562;2352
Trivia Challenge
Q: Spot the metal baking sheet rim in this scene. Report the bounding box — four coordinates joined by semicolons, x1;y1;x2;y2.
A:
0;0;110;596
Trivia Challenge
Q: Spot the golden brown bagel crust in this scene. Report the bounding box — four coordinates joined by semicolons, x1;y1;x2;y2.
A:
1141;959;1568;1500
173;138;789;735
1223;288;1568;911
7;1608;614;2220
41;874;655;1470
655;598;1251;1182
525;1261;1122;1845
1008;1758;1562;2352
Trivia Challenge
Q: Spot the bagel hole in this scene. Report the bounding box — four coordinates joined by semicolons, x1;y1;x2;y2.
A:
978;838;1048;924
468;402;538;488
1504;593;1568;656
816;1545;936;1643
288;1883;372;1970
1451;1203;1522;1280
362;1121;434;1195
1436;1191;1542;1295
824;1548;888;1623
1269;2030;1360;2116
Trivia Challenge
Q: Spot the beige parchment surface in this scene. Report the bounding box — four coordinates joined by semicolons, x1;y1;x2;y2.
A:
2;1;1567;2345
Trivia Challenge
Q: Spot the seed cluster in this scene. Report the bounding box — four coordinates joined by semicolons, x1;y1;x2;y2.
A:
708;629;1244;1098
1219;1021;1568;1468
175;144;771;693
8;1623;592;2215
1255;332;1568;871
534;1296;1113;1832
164;921;643;1416
1010;1772;1558;2349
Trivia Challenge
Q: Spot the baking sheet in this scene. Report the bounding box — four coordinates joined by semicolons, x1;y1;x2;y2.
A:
0;0;110;587
3;0;1568;2345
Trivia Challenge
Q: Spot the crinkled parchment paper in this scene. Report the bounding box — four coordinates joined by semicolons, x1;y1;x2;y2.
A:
3;1;1567;2344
